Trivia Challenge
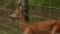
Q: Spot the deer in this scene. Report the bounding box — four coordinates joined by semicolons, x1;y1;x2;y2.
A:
10;0;60;34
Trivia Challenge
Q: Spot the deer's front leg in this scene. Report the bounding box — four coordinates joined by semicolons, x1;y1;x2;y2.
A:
50;25;58;34
24;27;31;34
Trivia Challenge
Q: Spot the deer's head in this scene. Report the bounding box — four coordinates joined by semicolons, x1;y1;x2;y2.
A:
10;8;20;19
10;4;24;20
10;0;26;20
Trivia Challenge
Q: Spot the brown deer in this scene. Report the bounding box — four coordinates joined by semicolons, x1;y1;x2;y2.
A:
10;8;60;34
10;0;60;34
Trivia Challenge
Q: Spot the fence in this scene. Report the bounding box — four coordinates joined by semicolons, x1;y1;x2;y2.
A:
0;0;60;34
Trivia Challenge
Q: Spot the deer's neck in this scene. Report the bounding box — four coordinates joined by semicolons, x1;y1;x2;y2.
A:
18;14;27;24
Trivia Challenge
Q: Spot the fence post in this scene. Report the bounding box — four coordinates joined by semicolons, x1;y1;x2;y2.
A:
24;0;29;21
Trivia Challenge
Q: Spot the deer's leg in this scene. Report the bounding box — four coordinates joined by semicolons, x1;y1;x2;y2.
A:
50;25;58;34
24;27;31;34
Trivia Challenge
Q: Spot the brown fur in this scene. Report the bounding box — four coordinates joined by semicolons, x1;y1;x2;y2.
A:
10;0;60;34
18;19;60;34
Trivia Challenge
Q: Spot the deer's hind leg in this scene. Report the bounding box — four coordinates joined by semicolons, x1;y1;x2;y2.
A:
50;25;58;34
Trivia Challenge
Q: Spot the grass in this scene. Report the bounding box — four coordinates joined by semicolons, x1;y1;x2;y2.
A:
0;19;23;34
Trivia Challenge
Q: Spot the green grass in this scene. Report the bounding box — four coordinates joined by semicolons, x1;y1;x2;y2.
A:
0;20;22;34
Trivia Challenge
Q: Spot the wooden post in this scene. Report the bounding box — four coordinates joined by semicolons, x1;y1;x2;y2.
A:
24;0;29;21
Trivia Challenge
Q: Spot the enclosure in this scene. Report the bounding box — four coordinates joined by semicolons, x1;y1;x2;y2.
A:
0;0;60;34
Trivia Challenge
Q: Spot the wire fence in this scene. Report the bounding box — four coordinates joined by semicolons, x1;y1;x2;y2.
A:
0;0;60;34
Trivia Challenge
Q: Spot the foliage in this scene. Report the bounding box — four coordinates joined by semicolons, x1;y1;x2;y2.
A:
28;0;60;7
28;0;60;20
